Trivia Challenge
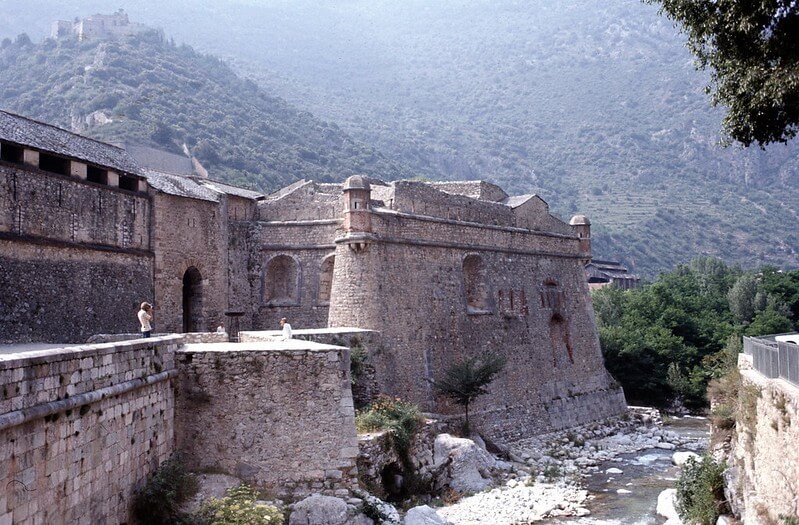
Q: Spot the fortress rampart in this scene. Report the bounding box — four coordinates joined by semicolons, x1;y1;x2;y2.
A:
0;336;179;524
175;341;359;497
0;335;361;523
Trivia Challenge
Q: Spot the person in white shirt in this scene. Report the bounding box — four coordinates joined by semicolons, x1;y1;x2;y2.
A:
280;317;292;340
138;302;154;338
216;323;225;333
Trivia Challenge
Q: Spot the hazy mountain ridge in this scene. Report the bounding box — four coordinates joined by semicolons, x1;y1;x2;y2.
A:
1;0;798;275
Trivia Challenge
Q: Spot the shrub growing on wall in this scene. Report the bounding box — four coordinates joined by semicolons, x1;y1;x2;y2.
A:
675;455;729;525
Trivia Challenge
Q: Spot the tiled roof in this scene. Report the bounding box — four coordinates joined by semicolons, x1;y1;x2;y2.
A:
199;179;263;200
142;169;219;202
0;110;141;175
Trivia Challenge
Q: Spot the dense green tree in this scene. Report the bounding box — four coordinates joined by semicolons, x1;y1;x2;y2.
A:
595;258;799;408
649;0;799;146
727;273;758;323
744;307;794;337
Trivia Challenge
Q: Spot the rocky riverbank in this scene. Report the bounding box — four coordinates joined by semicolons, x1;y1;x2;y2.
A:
437;408;708;524
187;408;709;525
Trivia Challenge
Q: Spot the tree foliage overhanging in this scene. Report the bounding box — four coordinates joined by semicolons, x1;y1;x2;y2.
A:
649;0;799;146
595;257;799;408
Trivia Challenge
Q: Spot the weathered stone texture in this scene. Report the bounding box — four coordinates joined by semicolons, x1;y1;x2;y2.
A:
243;220;340;331
0;336;178;525
0;240;153;344
152;192;228;334
328;193;625;440
0;164;150;250
175;342;359;497
726;362;799;524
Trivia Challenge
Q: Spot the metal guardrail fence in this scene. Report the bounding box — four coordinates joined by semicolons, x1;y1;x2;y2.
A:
743;336;799;386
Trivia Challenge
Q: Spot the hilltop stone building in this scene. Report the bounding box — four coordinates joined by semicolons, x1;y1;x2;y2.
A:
0;110;625;441
51;9;151;41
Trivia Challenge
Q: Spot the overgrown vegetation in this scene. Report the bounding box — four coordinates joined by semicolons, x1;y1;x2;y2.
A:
675;455;729;525
132;456;198;525
429;352;507;433
595;258;799;408
193;485;283;525
355;395;424;455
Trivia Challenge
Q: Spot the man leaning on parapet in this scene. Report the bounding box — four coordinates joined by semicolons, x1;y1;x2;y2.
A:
280;317;292;341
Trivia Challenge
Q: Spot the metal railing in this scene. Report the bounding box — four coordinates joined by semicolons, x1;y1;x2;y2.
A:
743;336;799;386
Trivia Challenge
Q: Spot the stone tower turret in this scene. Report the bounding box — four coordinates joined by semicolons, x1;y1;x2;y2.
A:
328;175;380;329
343;175;372;233
570;214;591;263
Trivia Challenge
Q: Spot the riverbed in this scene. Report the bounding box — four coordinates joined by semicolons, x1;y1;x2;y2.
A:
437;414;709;525
552;416;709;525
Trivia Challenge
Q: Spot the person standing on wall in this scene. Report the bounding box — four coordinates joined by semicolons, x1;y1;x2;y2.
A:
280;317;292;341
138;302;154;338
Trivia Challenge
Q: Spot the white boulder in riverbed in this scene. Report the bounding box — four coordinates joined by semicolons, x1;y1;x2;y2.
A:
289;495;351;525
403;505;453;525
672;451;700;466
657;488;684;524
434;434;498;493
605;467;623;475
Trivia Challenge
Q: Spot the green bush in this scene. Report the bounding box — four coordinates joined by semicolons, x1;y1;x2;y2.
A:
193;485;283;525
355;395;423;454
132;456;198;525
675;455;729;525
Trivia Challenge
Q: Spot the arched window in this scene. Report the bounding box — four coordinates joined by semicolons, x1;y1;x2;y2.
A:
264;255;300;305
182;267;203;332
540;279;563;313
463;254;490;313
318;254;335;305
549;314;574;367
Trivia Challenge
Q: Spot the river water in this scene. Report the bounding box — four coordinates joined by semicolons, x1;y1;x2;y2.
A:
552;416;709;525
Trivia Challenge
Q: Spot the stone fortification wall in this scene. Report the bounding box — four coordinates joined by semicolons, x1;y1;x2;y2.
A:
0;164;150;251
239;328;382;407
258;181;341;221
329;208;625;441
0;336;179;524
388;181;517;226
241;217;341;331
0;163;153;343
724;356;799;523
152;192;228;333
0;240;153;343
175;341;359;497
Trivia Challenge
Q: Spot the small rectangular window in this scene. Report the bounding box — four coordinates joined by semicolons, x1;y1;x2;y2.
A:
119;175;138;191
39;153;71;175
87;165;108;185
0;142;24;163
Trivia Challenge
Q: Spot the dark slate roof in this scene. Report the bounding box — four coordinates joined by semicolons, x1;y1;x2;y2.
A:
142;169;219;202
123;144;194;176
587;259;640;281
199;179;263;200
0;110;142;175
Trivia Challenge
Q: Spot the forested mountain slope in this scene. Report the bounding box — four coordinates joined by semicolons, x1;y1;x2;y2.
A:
1;0;798;275
0;32;412;190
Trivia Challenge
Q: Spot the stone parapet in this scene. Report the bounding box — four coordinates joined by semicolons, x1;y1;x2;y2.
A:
175;340;359;498
0;336;179;524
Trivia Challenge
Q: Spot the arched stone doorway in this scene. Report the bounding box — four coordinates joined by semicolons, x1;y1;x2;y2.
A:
182;267;203;332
